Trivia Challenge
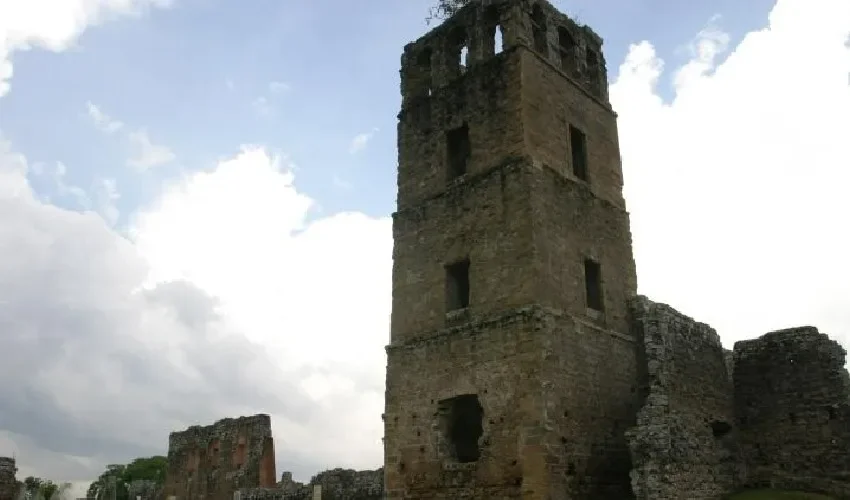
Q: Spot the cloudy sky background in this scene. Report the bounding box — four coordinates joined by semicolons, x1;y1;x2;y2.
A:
0;0;848;493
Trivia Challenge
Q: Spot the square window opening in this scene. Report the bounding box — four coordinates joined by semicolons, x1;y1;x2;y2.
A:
438;394;483;463
569;125;588;181
446;259;470;311
446;124;470;181
584;258;603;312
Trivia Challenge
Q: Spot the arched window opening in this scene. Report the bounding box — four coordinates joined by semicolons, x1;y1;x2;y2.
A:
557;27;576;73
531;4;548;55
586;48;600;75
484;7;505;58
416;48;433;96
450;27;469;75
585;47;600;89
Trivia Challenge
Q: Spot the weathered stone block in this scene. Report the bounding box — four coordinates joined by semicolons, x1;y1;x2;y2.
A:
625;296;736;500
734;327;850;498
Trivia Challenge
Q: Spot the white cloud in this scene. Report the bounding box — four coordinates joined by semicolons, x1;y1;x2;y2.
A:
610;0;850;347
93;177;120;226
0;139;391;484
127;129;175;170
250;82;291;116
331;174;353;190
251;96;272;116
42;161;92;208
0;0;173;97
85;102;175;171
269;81;290;94
86;102;123;134
349;128;379;154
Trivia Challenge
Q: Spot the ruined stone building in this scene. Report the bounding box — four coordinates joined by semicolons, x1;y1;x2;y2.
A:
385;0;639;497
163;415;276;500
15;1;846;500
0;457;21;500
381;0;850;499
163;416;383;500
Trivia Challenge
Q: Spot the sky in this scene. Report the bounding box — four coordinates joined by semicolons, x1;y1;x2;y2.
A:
0;0;848;494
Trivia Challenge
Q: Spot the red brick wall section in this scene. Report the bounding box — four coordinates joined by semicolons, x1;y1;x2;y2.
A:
163;414;275;500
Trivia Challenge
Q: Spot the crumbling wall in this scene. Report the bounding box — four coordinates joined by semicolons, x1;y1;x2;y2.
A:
734;326;850;497
127;480;162;500
0;458;20;500
626;297;736;500
308;468;382;500
236;468;382;500
163;414;276;500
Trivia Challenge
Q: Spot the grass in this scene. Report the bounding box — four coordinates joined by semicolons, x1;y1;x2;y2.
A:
727;490;835;500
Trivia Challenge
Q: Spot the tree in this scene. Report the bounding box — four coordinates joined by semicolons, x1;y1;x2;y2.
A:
86;457;167;500
121;456;166;484
21;477;69;500
427;0;471;24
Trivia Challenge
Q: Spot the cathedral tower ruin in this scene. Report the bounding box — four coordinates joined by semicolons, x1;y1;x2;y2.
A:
383;0;641;498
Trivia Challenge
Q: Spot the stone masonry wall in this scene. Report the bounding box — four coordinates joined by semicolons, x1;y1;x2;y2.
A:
0;457;20;500
539;310;640;499
163;414;276;500
127;480;162;500
626;297;736;500
734;327;850;497
236;468;382;500
384;307;542;499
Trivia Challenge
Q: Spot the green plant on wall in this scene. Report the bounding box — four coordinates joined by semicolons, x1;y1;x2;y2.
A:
427;0;471;24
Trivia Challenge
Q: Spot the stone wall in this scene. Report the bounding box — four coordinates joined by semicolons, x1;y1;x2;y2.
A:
734;327;850;497
0;458;20;500
626;297;736;500
236;468;382;500
126;480;162;500
308;469;382;500
163;414;276;500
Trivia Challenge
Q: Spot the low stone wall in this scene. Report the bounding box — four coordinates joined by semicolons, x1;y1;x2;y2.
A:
236;468;382;500
734;326;850;497
625;297;736;500
309;469;382;500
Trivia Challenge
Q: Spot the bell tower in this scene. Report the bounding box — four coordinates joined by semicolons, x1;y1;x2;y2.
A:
384;0;640;498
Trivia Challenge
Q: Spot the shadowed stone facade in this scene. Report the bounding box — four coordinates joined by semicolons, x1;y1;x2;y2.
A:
734;327;850;497
0;458;20;500
625;297;736;500
163;415;276;500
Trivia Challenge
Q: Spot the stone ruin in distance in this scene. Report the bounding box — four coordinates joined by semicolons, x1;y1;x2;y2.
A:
1;1;848;499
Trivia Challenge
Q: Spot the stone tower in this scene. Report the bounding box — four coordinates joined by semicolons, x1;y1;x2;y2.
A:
383;0;640;498
0;457;20;500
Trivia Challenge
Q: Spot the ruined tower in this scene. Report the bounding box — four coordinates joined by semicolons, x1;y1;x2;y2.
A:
163;415;276;500
0;457;20;500
383;0;640;498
